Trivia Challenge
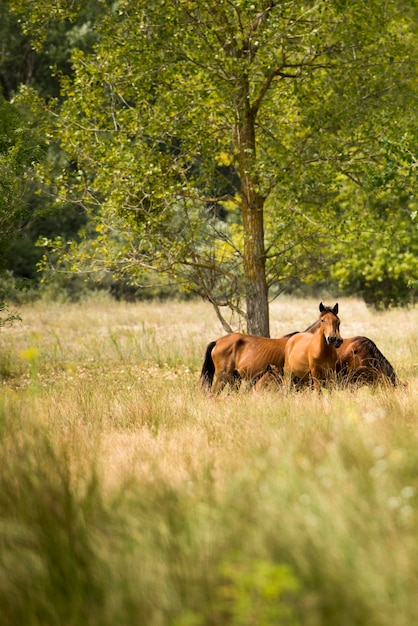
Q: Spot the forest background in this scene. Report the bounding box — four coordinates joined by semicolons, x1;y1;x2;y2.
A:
1;0;418;335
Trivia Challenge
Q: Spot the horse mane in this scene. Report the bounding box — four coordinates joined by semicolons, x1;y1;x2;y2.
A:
282;330;300;338
352;335;398;385
302;320;320;333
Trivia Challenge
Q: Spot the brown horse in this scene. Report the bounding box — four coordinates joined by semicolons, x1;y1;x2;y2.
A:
200;301;336;394
200;331;297;394
284;303;342;391
336;336;399;386
256;334;399;390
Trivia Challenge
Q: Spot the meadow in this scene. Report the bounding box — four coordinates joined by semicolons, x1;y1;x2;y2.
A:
0;295;417;626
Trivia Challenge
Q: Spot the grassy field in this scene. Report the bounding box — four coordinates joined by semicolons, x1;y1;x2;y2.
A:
0;296;417;626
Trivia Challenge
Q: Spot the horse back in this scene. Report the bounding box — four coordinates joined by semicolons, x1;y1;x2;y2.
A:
212;333;289;379
235;336;289;376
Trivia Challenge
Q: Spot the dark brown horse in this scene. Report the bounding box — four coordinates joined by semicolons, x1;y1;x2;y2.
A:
284;303;343;391
200;331;296;394
336;336;399;386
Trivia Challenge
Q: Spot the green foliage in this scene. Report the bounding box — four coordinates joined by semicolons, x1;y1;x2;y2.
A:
0;93;83;286
6;0;418;316
333;216;418;309
0;0;98;99
0;1;103;292
220;559;300;626
0;95;45;237
6;0;102;56
327;145;418;308
49;0;418;313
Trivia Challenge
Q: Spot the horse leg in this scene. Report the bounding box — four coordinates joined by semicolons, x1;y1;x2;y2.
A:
212;370;241;394
283;368;295;393
311;364;337;392
309;365;323;393
232;370;242;391
312;376;322;392
252;369;272;391
252;365;283;391
212;373;228;394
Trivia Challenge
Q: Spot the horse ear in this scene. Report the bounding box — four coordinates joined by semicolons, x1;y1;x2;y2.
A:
333;303;339;314
319;302;325;312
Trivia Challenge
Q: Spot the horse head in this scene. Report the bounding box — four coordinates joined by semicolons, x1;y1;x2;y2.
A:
319;302;343;348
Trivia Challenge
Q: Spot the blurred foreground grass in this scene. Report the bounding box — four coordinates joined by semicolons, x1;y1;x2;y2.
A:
0;296;417;626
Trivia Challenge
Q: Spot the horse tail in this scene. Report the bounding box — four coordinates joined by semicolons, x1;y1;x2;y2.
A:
200;340;217;391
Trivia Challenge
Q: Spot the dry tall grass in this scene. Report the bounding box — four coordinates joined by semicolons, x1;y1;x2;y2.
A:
0;296;417;625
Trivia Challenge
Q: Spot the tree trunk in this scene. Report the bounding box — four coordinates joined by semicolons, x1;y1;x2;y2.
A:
236;96;269;337
242;195;270;336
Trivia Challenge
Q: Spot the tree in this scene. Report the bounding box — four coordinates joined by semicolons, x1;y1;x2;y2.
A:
0;94;46;252
330;138;418;308
16;0;418;333
0;1;105;292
